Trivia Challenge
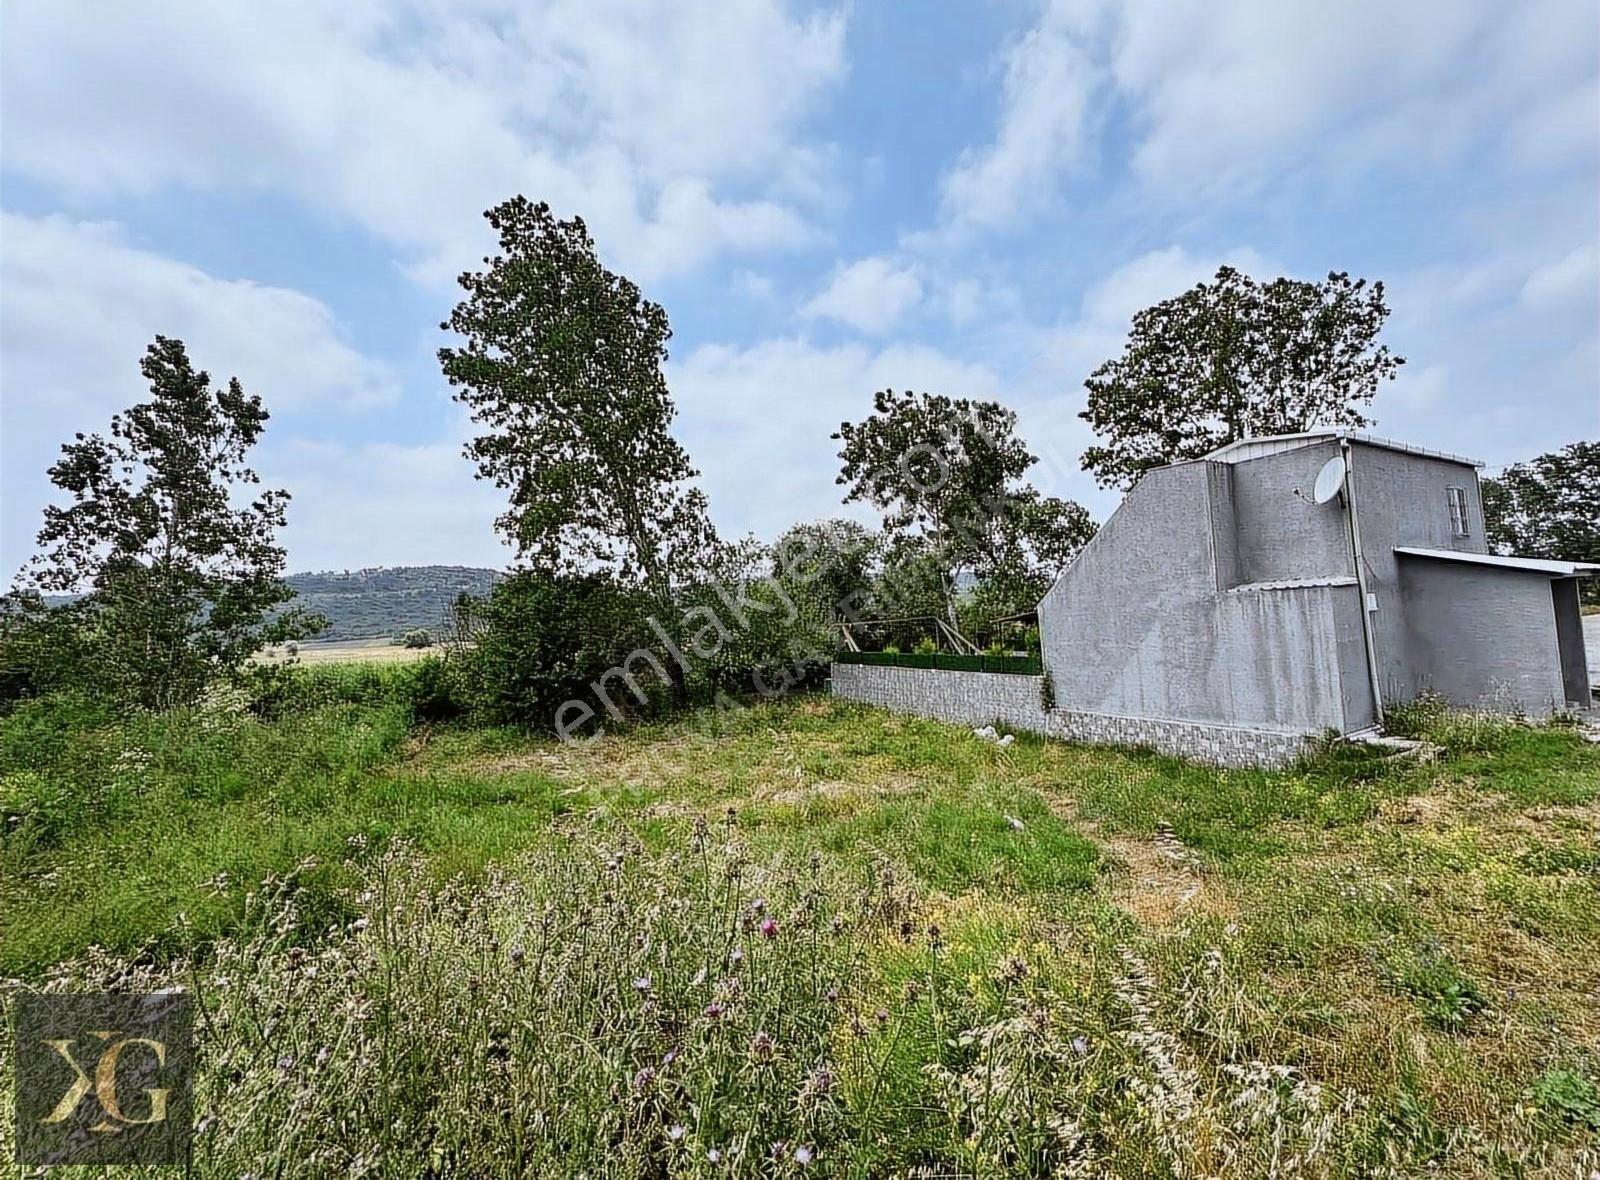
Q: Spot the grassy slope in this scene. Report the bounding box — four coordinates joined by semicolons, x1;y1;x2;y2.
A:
3;691;1598;1172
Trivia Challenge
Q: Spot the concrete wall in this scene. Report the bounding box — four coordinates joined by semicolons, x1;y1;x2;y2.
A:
1347;442;1487;704
1228;440;1355;586
1039;460;1360;734
1551;578;1590;707
829;663;1318;769
1396;558;1566;714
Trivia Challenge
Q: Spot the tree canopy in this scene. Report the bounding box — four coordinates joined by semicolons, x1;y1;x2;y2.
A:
834;390;1094;624
1080;266;1404;488
439;197;715;602
1482;441;1599;596
9;336;319;708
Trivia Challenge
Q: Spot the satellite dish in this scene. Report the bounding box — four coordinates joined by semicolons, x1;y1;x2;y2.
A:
1312;455;1347;504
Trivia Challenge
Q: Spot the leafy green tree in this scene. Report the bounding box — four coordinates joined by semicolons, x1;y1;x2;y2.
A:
1080;266;1404;488
439;197;715;604
834;390;1093;626
1482;441;1599;601
772;519;878;625
11;336;320;709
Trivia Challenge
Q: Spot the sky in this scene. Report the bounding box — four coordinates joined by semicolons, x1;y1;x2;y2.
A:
2;0;1597;580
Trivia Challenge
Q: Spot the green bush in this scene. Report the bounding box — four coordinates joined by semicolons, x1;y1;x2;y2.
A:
458;572;658;729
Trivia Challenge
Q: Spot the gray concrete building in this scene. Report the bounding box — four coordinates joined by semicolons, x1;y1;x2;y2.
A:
1038;430;1598;738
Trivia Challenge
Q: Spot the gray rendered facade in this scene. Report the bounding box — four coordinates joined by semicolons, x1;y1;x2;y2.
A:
1038;432;1592;738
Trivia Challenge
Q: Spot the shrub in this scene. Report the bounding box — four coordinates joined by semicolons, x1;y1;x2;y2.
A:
457;572;657;729
397;628;434;649
913;636;939;655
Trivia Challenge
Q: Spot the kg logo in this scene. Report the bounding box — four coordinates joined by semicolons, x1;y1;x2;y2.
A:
14;993;192;1165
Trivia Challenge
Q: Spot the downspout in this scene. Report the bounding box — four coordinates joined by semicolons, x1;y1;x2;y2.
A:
1341;438;1384;726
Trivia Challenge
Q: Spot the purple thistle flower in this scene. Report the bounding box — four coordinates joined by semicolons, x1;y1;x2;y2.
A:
794;1145;814;1166
633;1066;656;1091
667;1124;686;1141
706;1147;722;1163
1071;1035;1090;1056
703;1001;725;1020
633;976;652;993
758;917;778;939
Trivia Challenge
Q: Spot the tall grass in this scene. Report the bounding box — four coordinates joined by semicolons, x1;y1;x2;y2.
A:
0;830;1503;1177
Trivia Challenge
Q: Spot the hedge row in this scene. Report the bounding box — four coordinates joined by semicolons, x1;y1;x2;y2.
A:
834;650;1043;676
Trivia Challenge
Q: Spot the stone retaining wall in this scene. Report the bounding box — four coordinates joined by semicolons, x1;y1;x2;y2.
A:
829;662;1318;770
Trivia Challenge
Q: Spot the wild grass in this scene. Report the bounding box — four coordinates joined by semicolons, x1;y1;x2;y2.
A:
3;688;1599;1175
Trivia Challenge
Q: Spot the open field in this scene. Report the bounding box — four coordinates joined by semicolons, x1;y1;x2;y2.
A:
256;638;440;665
2;683;1598;1175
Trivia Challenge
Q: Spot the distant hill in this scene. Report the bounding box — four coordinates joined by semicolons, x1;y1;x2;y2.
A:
286;565;501;642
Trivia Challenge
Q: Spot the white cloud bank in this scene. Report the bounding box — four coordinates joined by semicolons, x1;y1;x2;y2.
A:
941;0;1598;225
0;212;400;577
0;0;847;285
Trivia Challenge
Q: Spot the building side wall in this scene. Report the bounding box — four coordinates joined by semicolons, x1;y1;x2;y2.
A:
829;663;1317;769
1039;461;1354;733
1396;560;1566;714
1551;578;1591;707
1229;440;1354;585
1348;443;1488;702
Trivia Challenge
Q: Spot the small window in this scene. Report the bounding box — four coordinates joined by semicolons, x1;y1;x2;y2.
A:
1447;486;1469;537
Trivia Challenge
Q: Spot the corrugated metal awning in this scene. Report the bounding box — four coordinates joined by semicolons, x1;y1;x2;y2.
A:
1394;547;1600;577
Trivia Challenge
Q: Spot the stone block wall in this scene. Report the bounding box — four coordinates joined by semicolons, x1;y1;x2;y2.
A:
829;663;1318;770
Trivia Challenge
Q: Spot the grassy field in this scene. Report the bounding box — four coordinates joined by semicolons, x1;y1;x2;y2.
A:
256;638;440;665
2;680;1598;1176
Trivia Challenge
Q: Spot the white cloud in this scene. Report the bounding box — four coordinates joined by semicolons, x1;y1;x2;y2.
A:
1;212;398;578
1520;244;1599;311
1032;245;1271;393
669;337;1004;541
260;434;509;573
0;0;847;285
800;256;923;334
940;5;1099;228
943;0;1597;225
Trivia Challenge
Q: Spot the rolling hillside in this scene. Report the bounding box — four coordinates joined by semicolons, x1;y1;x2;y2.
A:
286;565;501;642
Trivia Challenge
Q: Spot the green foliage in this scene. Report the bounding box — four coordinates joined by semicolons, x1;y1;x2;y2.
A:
1382;943;1486;1030
1383;692;1521;754
834;390;1093;623
1080;266;1404;488
1482;440;1599;601
1039;668;1056;712
456;570;656;729
1530;1067;1600;1132
5;692;1600;1172
773;518;878;625
8;337;321;710
285;566;500;641
912;636;939;655
397;627;435;648
439;197;714;601
836;651;1043;675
